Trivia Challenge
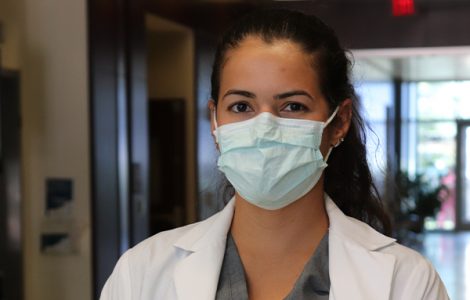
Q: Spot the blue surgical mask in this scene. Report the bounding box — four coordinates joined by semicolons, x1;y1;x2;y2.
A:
213;108;339;210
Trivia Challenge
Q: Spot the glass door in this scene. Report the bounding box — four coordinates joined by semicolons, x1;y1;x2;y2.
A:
457;121;470;230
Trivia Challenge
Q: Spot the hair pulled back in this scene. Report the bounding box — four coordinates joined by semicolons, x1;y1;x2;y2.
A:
210;9;391;235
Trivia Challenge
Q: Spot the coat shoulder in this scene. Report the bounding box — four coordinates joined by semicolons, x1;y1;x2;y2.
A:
126;214;216;271
327;198;449;300
381;242;449;299
100;213;221;300
130;220;201;257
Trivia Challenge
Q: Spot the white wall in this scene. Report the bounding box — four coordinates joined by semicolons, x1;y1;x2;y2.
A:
1;0;92;299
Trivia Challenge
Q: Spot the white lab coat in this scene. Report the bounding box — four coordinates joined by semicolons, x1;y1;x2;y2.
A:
101;196;449;300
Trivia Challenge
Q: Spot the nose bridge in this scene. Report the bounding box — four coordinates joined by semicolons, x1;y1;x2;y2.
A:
258;103;279;117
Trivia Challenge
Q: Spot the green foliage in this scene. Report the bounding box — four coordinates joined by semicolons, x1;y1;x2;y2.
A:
397;172;447;218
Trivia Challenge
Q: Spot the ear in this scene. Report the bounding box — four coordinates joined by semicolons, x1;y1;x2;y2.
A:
208;100;219;149
208;99;216;132
329;99;352;147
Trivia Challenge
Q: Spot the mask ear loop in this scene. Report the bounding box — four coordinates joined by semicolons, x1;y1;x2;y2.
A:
323;106;341;162
212;109;219;143
324;106;340;127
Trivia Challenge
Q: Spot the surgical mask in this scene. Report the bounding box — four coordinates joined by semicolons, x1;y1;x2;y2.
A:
213;107;339;210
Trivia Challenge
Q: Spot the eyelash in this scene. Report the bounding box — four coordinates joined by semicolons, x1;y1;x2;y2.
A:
283;102;308;112
229;102;253;113
228;101;308;113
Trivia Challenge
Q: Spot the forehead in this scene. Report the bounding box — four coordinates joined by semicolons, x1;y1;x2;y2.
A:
223;36;313;69
220;36;320;93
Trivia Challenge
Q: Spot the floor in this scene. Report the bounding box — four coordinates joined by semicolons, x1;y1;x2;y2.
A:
420;232;470;300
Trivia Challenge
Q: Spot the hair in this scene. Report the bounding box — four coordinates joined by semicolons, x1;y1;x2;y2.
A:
210;9;392;235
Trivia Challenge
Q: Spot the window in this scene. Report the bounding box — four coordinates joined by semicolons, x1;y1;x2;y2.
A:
356;81;394;195
404;81;470;230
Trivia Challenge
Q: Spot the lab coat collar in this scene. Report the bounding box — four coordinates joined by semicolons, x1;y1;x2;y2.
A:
325;194;396;251
325;194;397;300
172;199;234;300
173;199;235;252
173;195;397;300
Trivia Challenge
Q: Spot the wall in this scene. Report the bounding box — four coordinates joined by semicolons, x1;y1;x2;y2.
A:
146;15;197;223
0;0;22;70
0;0;92;299
275;1;470;49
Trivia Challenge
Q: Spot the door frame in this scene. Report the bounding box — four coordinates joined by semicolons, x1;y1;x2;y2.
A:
0;69;23;300
88;0;149;297
456;120;470;231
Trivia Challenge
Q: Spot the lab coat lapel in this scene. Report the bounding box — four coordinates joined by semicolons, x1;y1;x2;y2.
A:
172;196;397;300
326;196;397;300
173;199;235;300
329;233;396;300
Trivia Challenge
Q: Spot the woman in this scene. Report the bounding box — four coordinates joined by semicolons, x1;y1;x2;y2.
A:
101;9;449;300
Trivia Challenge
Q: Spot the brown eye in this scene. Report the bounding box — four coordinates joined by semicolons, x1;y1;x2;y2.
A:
230;102;252;113
284;103;306;112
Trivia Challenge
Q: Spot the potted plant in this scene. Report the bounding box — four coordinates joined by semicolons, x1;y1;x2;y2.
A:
396;172;447;234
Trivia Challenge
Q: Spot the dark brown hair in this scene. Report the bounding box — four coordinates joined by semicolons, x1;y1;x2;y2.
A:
210;9;391;235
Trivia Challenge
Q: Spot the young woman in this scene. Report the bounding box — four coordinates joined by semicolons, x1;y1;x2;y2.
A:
101;9;449;300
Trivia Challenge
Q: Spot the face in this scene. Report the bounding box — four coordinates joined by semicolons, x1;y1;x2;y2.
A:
209;36;352;155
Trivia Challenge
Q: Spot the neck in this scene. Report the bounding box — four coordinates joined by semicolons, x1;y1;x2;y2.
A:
230;180;329;258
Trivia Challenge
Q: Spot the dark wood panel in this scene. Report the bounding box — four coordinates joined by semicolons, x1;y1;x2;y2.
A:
145;0;256;36
127;0;149;245
0;70;23;300
88;0;126;297
89;0;149;297
273;1;470;49
145;0;470;49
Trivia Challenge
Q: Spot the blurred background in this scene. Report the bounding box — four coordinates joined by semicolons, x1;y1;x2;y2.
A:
1;0;470;299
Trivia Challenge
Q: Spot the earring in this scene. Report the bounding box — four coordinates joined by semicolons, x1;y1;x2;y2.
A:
333;137;344;148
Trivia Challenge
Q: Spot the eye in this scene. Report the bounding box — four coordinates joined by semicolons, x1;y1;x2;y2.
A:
283;102;307;112
229;102;253;113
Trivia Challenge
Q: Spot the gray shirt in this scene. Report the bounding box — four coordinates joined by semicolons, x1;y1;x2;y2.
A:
215;232;330;300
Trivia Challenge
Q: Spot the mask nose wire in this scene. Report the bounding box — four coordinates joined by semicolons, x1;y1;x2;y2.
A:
215;107;339;128
214;106;340;154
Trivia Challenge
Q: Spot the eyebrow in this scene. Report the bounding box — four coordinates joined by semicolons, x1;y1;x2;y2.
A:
274;90;314;101
222;89;314;101
223;89;256;99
